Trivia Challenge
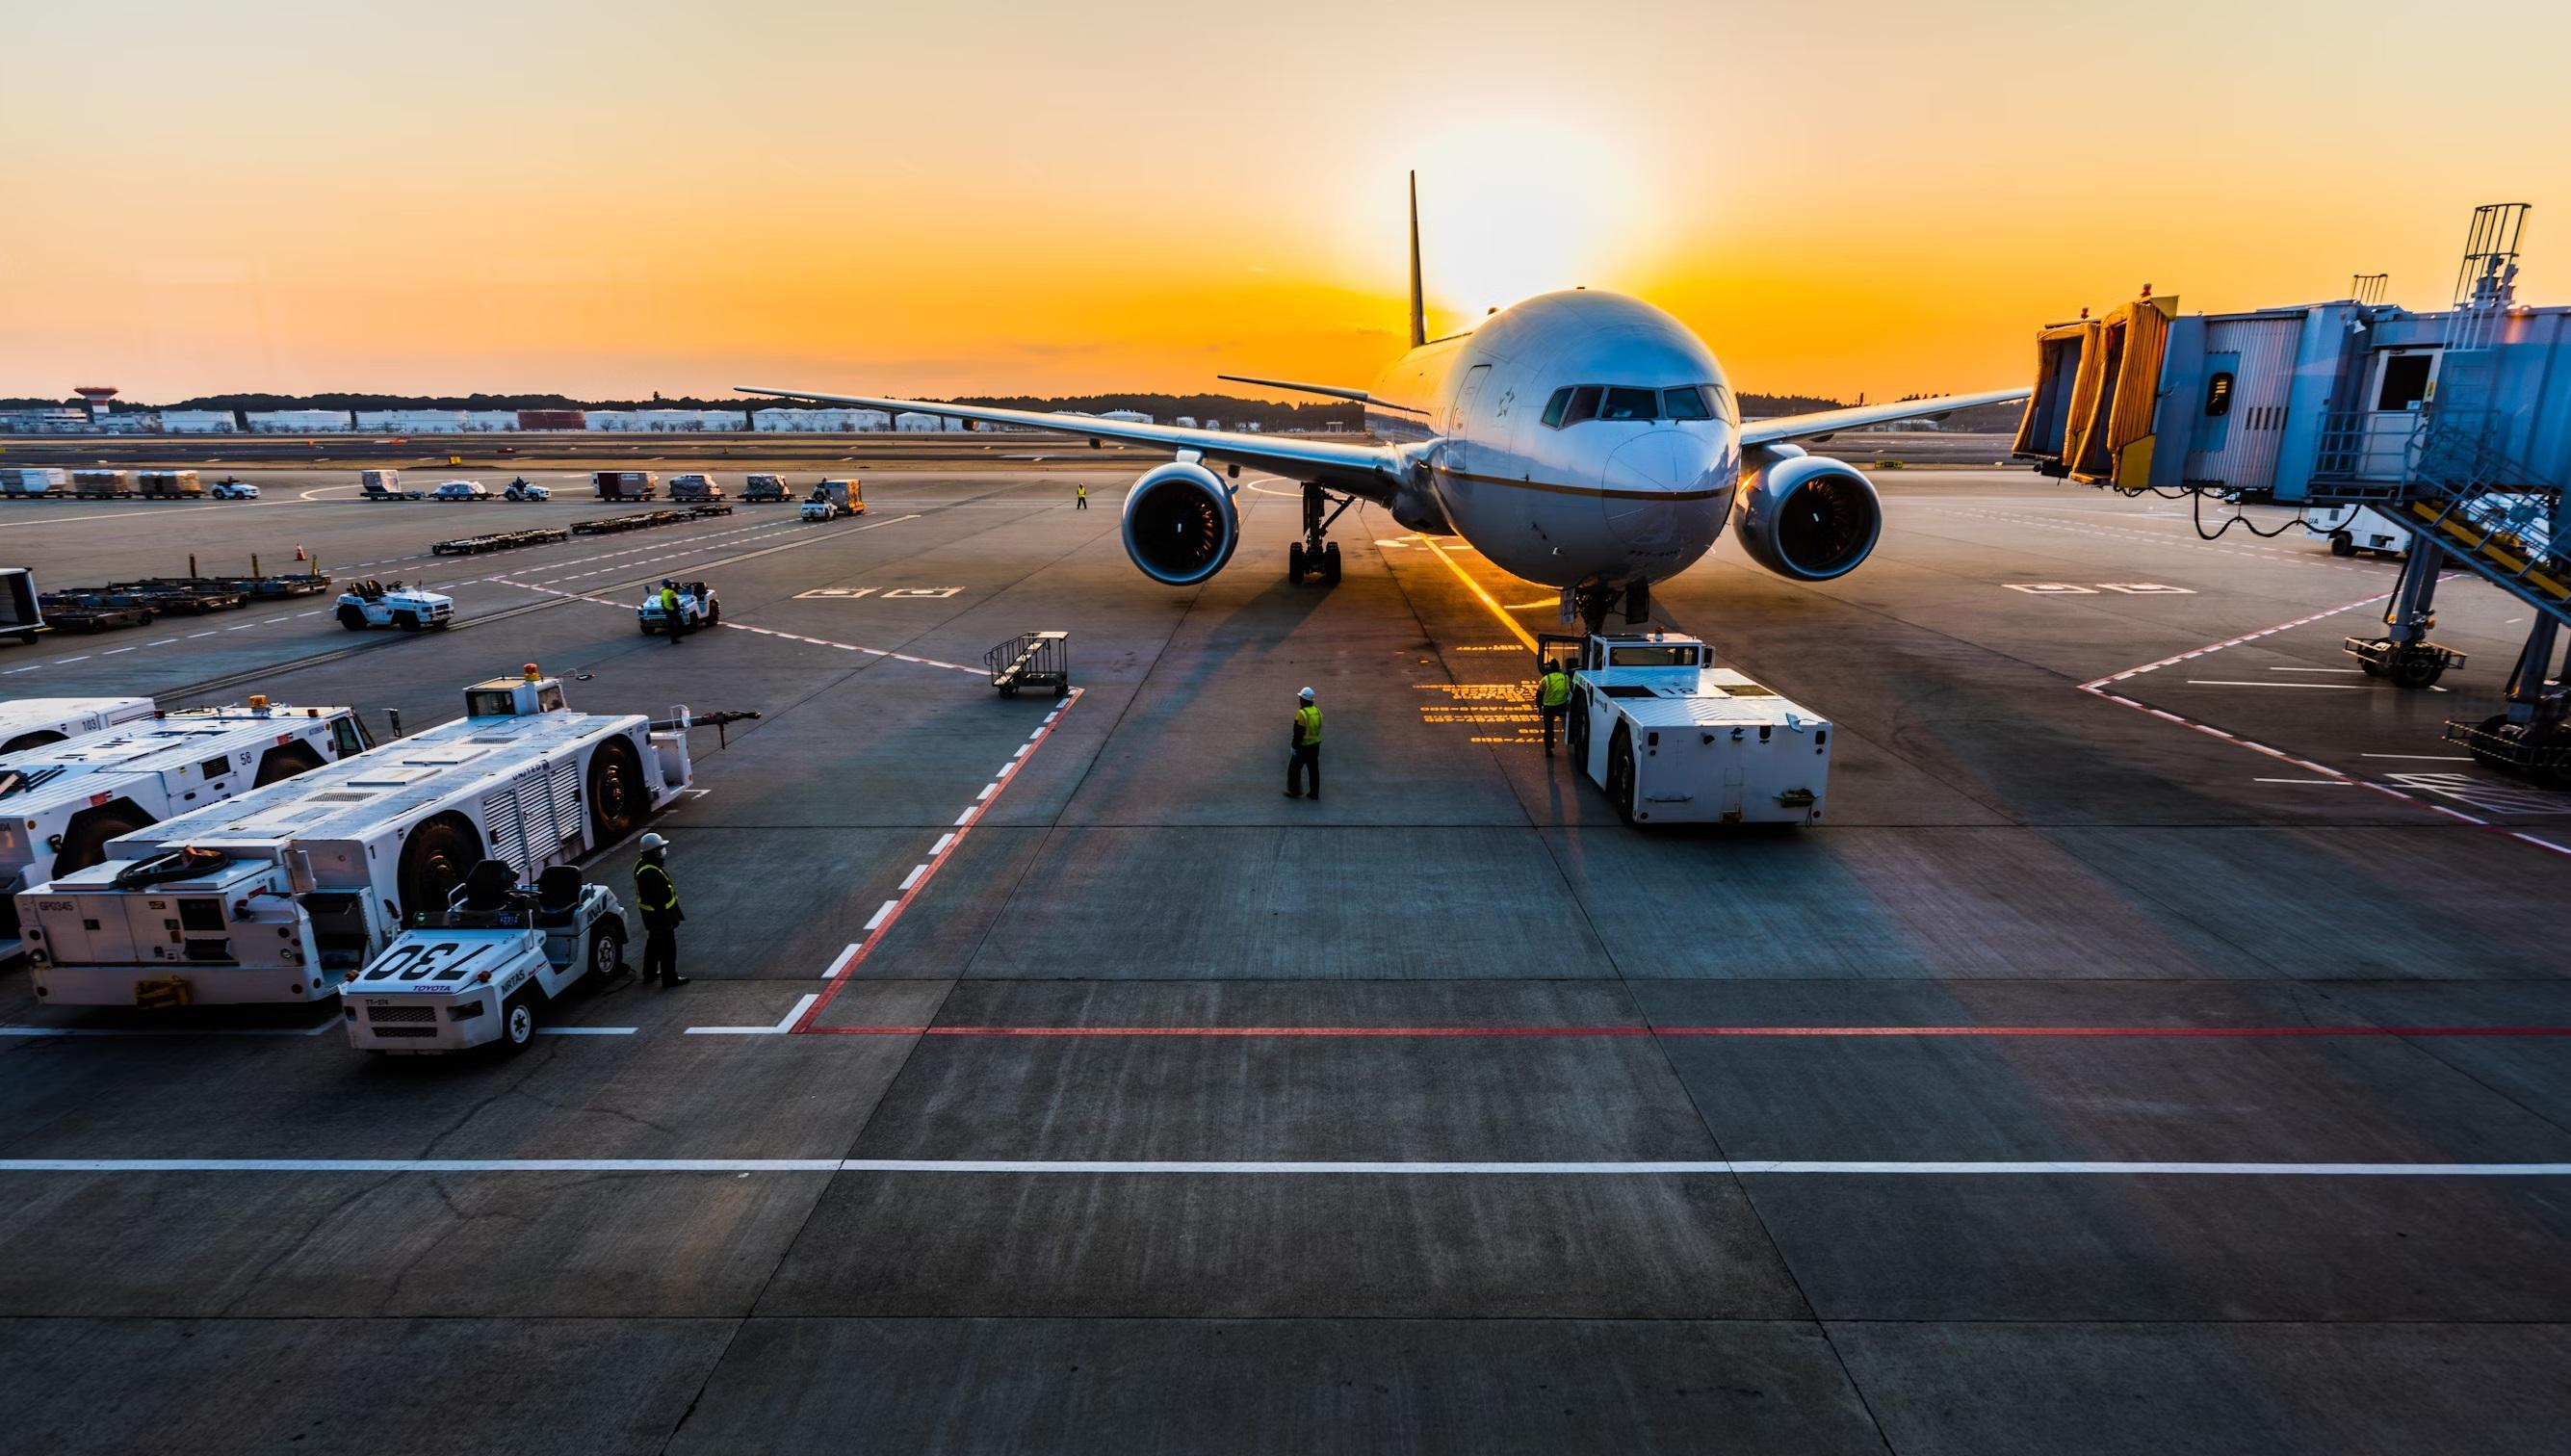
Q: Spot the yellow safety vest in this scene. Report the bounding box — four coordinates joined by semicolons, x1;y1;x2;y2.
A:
1539;670;1571;708
660;588;679;616
1295;705;1322;746
634;861;679;912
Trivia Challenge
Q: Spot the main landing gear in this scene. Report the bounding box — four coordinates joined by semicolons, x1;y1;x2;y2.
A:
1565;581;1652;634
1287;483;1351;585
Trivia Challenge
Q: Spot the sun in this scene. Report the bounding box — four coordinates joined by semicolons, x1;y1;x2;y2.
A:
1408;118;1662;323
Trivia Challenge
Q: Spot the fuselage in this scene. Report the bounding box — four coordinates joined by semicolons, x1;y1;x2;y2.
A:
1362;290;1739;590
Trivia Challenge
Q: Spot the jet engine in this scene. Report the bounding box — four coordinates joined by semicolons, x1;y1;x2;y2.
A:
1120;460;1240;585
1729;447;1883;582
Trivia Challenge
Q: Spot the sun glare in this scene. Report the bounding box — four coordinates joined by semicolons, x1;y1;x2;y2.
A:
1410;118;1661;324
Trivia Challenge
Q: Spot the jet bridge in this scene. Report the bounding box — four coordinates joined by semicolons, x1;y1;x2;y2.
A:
2013;203;2571;784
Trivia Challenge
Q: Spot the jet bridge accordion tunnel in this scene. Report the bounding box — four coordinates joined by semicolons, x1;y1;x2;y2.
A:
2013;296;2178;491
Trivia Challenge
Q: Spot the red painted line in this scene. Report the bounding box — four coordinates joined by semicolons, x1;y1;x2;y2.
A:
792;1023;2571;1039
792;688;1083;1032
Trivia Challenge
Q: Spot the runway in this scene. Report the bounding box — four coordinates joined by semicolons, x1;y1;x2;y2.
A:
2;456;2567;1453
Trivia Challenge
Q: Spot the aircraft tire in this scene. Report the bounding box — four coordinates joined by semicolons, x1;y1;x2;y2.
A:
1323;541;1341;584
1288;542;1306;582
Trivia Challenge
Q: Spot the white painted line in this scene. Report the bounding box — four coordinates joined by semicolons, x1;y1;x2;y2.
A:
974;782;998;800
0;1022;337;1038
2363;753;2474;762
101;646;136;656
0;665;39;675
1012;743;1030;760
953;808;975;826
53;655;91;663
533;1027;637;1036
2253;778;2350;786
898;864;927;891
144;637;177;646
2184;680;2366;689
930;833;954;855
187;631;217;638
681;992;818;1037
2270;666;2367;674
864;899;899;931
820;943;863;979
1;1158;2565;1177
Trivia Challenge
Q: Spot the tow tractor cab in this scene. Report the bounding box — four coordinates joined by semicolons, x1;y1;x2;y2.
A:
637;582;718;634
345;857;628;1053
1557;631;1832;826
15;667;694;1008
335;579;454;632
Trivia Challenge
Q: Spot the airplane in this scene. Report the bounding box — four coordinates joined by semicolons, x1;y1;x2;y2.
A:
741;174;2028;631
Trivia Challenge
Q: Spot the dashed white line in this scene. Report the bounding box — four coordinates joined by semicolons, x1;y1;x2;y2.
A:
684;992;818;1036
898;864;927;891
864;899;899;931
819;943;864;979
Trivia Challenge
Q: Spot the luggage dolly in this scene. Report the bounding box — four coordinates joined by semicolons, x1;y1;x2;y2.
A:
987;631;1071;698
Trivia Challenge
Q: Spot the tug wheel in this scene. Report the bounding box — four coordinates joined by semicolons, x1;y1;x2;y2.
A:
1287;542;1306;583
338;605;367;631
586;738;645;842
1606;723;1638;826
590;923;627;983
2329;531;2355;557
2386;649;2447;691
395;813;481;920
498;992;538;1054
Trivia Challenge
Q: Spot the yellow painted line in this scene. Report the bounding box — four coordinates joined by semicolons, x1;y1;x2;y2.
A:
1415;534;1541;653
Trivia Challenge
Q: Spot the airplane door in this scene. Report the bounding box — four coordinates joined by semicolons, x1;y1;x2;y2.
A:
2355;347;2440;481
1446;365;1492;475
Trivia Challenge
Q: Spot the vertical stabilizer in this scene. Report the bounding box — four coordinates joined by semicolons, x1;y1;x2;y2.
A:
1408;171;1426;349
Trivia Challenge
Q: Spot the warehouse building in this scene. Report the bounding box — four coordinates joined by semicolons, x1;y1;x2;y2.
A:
244;409;353;433
753;407;892;431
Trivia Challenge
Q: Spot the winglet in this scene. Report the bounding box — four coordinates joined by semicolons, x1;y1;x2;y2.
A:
1408;170;1426;350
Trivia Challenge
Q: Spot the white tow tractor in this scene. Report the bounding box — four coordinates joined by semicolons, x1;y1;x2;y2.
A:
637;581;719;634
335;579;454;632
1549;631;1833;826
343;859;627;1053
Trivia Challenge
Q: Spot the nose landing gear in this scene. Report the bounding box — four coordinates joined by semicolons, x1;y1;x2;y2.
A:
1288;483;1351;585
1564;581;1652;634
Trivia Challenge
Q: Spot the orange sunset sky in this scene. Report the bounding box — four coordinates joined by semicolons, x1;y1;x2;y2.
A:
8;0;2569;405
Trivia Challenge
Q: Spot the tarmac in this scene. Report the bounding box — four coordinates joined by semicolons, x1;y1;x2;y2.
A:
1;445;2566;1453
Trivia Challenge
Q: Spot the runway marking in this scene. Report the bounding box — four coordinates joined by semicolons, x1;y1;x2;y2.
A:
532;1027;637;1036
819;943;864;979
794;1023;2571;1040
2;1157;2564;1177
101;646;136;655
2253;777;2350;785
898;864;927;890
2363;753;2474;762
2185;679;2369;689
53;654;91;663
1415;534;1541;653
0;1021;337;1038
794;687;1086;1032
685;992;818;1036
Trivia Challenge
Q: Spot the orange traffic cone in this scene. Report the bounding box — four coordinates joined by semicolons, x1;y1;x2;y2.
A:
295;543;308;561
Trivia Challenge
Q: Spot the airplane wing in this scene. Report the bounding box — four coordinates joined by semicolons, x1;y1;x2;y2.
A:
735;385;1405;498
1739;387;2030;448
1213;373;1430;415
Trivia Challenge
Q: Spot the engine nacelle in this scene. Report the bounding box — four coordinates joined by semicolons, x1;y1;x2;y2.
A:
1120;460;1240;585
1729;448;1883;582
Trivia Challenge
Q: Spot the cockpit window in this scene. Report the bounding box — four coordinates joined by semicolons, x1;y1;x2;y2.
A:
1542;383;1738;428
1599;387;1657;421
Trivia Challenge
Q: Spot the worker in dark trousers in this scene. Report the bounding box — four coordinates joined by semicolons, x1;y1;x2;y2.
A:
1076;483;1089;510
659;580;686;644
633;832;688;987
1535;658;1572;757
1285;686;1322;800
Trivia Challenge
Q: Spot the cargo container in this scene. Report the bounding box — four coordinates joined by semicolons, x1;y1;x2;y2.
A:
591;470;658;501
1;467;68;497
71;469;133;499
0;569;45;645
136;469;202;499
667;473;725;502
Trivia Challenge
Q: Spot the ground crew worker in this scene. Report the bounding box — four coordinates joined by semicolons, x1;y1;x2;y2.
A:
1535;658;1573;757
1076;483;1089;510
633;832;688;987
659;580;686;644
1285;686;1322;800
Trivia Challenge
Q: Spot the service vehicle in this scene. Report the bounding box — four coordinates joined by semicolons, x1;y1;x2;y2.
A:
37;591;156;633
637;580;719;634
208;479;261;500
0;694;156;755
1551;631;1832;827
342;859;627;1053
0;698;366;938
503;478;550;502
0;467;67;498
2303;503;2412;559
800;497;840;521
741;474;792;503
136;470;203;499
359;469;422;501
16;665;699;1007
810;479;864;514
429;480;491;502
590;470;658;502
1;568;52;647
335;578;454;631
667;473;725;503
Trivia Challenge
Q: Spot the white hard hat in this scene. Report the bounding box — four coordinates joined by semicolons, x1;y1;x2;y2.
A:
1298;687;1315;701
638;832;668;850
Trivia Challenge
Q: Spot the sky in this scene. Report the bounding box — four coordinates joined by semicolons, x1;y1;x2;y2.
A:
7;0;2570;405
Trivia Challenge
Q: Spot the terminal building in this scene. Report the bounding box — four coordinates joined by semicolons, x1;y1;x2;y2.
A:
2015;203;2571;783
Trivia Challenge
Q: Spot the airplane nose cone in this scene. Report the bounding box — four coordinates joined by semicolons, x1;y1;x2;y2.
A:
1600;430;1721;552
